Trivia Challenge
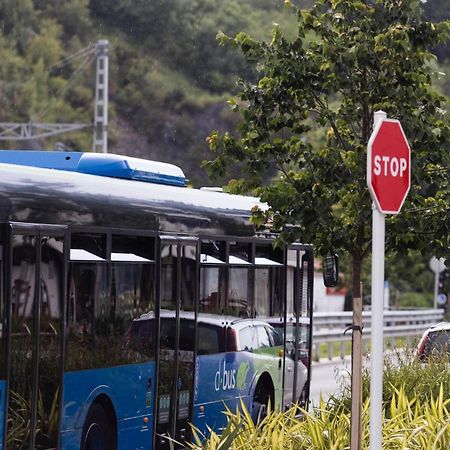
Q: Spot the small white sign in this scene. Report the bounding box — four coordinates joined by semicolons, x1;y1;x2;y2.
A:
429;257;446;274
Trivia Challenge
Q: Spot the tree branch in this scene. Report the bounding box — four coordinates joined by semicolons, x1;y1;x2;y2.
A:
312;92;350;151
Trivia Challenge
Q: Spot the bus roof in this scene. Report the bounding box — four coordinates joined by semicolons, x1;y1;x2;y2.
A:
0;151;188;187
0;160;267;236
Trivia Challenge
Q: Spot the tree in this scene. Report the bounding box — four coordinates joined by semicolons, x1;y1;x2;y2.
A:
205;0;449;299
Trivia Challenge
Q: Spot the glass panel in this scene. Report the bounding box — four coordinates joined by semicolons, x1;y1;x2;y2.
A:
229;241;251;263
8;234;37;449
200;240;225;263
266;325;283;347
283;249;298;410
180;245;196;312
238;326;257;351
112;234;155;261
157;245;177;447
110;263;155;364
112;234;156;363
286;250;296;317
200;240;226;318
69;249;105;262
254;268;270;317
0;233;4;445
70;233;106;259
297;253;312;406
176;245;196;444
37;236;64;449
228;268;250;317
197;323;223;355
199;266;224;314
256;326;271;349
65;263;108;370
0;233;4;380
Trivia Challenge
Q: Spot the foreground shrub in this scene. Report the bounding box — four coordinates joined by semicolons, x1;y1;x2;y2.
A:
337;347;450;415
188;385;450;449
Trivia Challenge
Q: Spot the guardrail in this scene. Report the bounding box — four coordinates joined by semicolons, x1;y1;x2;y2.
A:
312;309;446;361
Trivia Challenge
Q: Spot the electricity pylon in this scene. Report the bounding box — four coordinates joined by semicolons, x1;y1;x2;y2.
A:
0;40;109;153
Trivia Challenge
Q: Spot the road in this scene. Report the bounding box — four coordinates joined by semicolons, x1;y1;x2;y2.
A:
309;357;352;406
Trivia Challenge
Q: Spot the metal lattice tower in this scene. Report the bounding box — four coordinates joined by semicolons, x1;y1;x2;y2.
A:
0;123;87;141
92;40;109;153
0;40;109;151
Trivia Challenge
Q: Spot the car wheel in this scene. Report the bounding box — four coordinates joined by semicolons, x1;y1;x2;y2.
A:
81;403;114;450
251;400;268;424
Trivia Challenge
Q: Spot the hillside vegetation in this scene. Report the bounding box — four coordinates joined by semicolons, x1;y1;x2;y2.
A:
0;0;447;186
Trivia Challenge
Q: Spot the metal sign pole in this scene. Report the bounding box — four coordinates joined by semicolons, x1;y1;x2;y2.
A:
369;203;385;449
369;110;387;450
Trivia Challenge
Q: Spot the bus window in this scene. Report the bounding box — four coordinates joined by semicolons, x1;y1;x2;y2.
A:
228;267;250;317
0;232;4;448
66;262;108;370
112;262;155;363
228;241;251;318
112;234;156;363
157;241;198;447
254;245;284;319
199;241;225;315
254;268;270;317
0;232;4;380
9;234;37;448
180;245;196;312
66;234;156;370
8;233;64;449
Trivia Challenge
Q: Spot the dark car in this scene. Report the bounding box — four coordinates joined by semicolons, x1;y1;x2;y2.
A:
417;322;450;361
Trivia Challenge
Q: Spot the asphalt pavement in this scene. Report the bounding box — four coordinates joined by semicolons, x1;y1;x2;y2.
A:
309;356;352;406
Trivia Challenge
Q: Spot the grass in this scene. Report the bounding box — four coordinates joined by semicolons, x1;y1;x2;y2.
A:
316;336;415;361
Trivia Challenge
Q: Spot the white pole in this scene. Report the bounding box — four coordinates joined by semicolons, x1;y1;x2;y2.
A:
369;110;387;450
434;271;439;309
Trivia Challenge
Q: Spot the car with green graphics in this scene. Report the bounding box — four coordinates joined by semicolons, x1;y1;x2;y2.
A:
130;311;308;428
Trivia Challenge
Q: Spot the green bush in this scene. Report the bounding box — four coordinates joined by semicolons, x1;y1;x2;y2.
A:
189;350;450;449
188;385;450;449
337;347;450;414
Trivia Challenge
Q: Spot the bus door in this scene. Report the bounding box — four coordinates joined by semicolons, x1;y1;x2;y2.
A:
156;238;197;449
6;225;66;450
284;247;313;410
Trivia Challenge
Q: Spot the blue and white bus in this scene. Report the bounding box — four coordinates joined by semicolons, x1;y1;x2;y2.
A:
0;151;337;450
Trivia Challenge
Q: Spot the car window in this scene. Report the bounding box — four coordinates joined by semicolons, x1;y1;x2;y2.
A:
179;319;195;351
426;330;450;356
239;326;257;351
198;323;222;355
266;326;283;346
256;325;271;348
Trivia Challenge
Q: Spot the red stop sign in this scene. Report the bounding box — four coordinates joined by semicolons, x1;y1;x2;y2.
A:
367;119;411;214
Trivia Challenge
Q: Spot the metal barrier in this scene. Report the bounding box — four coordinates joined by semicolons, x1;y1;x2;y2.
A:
312;309;446;361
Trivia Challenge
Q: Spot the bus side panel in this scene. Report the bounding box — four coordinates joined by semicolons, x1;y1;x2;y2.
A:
192;353;254;435
61;362;156;450
0;379;5;450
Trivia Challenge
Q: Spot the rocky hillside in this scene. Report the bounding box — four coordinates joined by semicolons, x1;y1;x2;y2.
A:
0;0;447;186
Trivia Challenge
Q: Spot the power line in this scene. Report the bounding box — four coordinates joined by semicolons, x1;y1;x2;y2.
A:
48;44;96;72
34;51;96;122
0;40;108;149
